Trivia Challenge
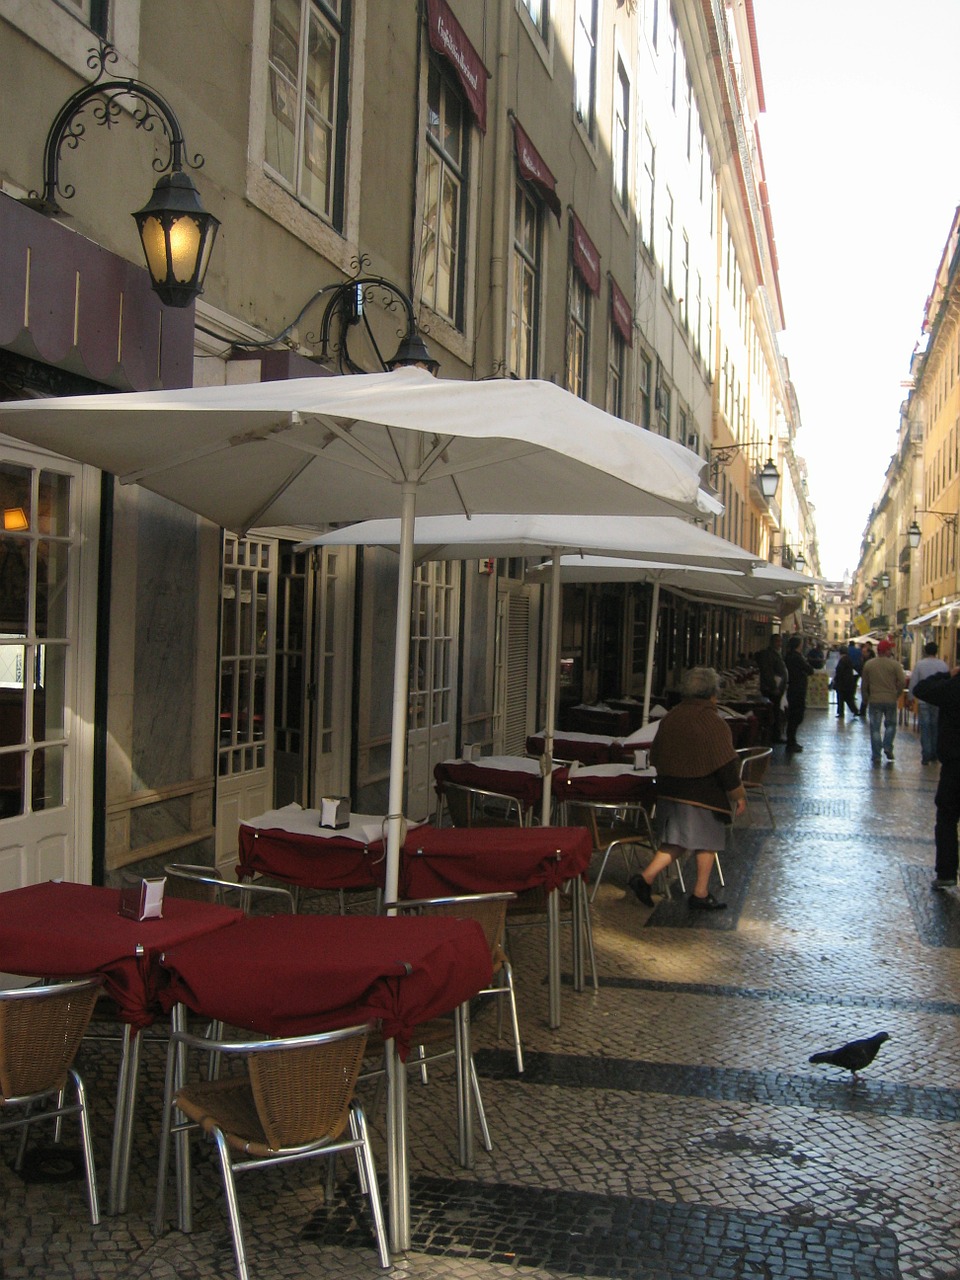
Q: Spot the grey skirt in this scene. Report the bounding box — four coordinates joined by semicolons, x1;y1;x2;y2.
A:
656;798;728;852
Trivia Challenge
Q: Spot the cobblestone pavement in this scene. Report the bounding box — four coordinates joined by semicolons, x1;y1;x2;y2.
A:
3;705;959;1279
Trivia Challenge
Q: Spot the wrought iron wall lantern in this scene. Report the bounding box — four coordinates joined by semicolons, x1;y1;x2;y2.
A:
708;442;780;499
771;542;806;571
22;42;219;307
908;510;959;550
233;259;439;376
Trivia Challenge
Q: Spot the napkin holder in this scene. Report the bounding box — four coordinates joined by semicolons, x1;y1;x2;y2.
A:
319;796;351;829
118;876;166;921
634;749;650;770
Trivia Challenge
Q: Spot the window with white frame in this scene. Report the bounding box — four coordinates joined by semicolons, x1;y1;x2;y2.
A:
421;57;468;327
607;321;625;418
663;187;675;295
680;232;690;329
658;381;671;437
265;0;348;225
566;270;590;399
58;0;109;35
613;56;630;210
573;0;598;135
520;0;548;36
640;129;655;253
638;352;652;430
510;183;542;379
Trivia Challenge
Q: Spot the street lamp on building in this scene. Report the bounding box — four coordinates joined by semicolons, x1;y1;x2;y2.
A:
23;42;219;307
908;511;957;550
708;443;780;499
771;542;806;571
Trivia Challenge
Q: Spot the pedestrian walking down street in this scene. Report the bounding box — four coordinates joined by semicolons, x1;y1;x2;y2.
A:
909;641;949;764
832;649;860;719
860;640;906;764
629;666;746;912
913;664;960;888
783;635;814;754
756;634;788;744
859;641;876;716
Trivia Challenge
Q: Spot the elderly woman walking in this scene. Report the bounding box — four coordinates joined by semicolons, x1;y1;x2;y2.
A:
629;667;747;911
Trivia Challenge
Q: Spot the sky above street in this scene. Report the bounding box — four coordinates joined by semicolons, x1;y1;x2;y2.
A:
751;1;960;580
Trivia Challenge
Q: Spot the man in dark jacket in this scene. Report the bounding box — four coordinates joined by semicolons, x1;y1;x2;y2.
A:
833;649;860;718
913;665;960;889
756;634;788;743
783;635;814;754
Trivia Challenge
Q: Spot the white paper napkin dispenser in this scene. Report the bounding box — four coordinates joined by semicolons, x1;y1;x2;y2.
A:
634;749;650;770
118;876;166;921
320;796;351;829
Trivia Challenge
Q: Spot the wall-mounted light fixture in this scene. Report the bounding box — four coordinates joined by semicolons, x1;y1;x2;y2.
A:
771;542;806;571
908;510;958;550
708;441;780;499
22;42;219;307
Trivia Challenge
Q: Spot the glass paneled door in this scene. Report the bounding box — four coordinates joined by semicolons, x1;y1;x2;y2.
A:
406;559;458;821
0;448;97;891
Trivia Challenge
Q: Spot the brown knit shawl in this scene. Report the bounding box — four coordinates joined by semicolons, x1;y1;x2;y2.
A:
649;699;736;777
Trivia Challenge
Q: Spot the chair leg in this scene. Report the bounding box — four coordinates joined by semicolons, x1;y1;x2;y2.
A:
713;851;725;887
498;961;524;1073
213;1129;250;1280
469;1057;493;1153
588;847;614;903
578;879;598;991
763;789;776;829
72;1069;100;1226
349;1104;391;1268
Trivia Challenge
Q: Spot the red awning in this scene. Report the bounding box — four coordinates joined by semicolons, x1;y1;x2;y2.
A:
571;212;601;296
426;0;490;134
512;117;561;223
610;277;633;347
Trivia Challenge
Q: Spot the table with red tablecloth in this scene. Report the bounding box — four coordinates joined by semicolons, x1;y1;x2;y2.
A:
433;756;567;822
554;762;657;806
158;912;490;1057
237;805;389;891
400;824;593;1028
0;880;242;1213
526;730;618;765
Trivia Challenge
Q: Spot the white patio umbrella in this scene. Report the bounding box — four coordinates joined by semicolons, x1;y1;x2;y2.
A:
299;513;760;827
527;556;814;725
0;365;719;1249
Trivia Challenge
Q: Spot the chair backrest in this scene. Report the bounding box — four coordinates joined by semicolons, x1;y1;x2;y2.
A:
386;892;514;960
440;782;523;828
0;977;102;1102
247;1024;369;1151
165;864;295;914
736;746;772;786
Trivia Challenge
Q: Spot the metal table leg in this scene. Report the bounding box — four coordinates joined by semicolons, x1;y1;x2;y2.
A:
547;888;561;1028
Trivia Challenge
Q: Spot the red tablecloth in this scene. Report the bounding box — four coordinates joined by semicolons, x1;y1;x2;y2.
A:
555;767;657;805
237;824;386;890
158;913;492;1058
399;825;592;899
526;733;615;765
0;881;243;1029
434;758;562;810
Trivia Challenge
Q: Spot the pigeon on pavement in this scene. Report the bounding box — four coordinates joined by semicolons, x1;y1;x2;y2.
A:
808;1031;890;1078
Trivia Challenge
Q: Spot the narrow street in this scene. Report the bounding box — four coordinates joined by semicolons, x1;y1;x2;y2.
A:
3;703;957;1280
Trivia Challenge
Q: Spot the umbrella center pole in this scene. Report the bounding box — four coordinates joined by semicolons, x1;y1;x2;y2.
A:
540;552;562;827
384;480;418;910
642;580;660;726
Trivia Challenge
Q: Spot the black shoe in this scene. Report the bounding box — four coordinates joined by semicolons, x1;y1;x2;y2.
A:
932;877;957;890
786;742;803;753
689;892;727;911
628;875;654;907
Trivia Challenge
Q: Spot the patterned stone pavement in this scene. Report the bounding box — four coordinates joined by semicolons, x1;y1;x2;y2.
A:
2;704;959;1280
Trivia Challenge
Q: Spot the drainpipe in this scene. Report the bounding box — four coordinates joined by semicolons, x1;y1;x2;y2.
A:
489;0;512;372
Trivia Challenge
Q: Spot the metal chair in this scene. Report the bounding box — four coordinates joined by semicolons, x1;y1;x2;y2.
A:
735;746;776;828
387;892;523;1073
563;798;658;903
155;1021;389;1279
0;977;102;1224
437;780;525;828
165;863;296;914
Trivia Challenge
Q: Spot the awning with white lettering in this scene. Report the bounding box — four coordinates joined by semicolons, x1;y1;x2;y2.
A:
571;212;601;296
512;117;561;223
426;0;490;133
610;277;633;346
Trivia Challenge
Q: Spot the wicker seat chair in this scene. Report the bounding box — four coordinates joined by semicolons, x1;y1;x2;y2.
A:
0;977;102;1224
155;1022;389;1280
735;746;776;828
563;799;657;903
437;781;525;828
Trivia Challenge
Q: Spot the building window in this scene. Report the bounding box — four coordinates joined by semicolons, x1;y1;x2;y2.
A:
613;57;630;210
573;0;598;134
566;271;590;399
421;58;468;327
521;0;547;35
607;323;625;418
640;129;655;253
658;381;671;437
638;352;652;430
645;0;659;50
511;183;542;379
680;232;690;329
663;188;675;295
265;0;348;225
59;0;109;36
